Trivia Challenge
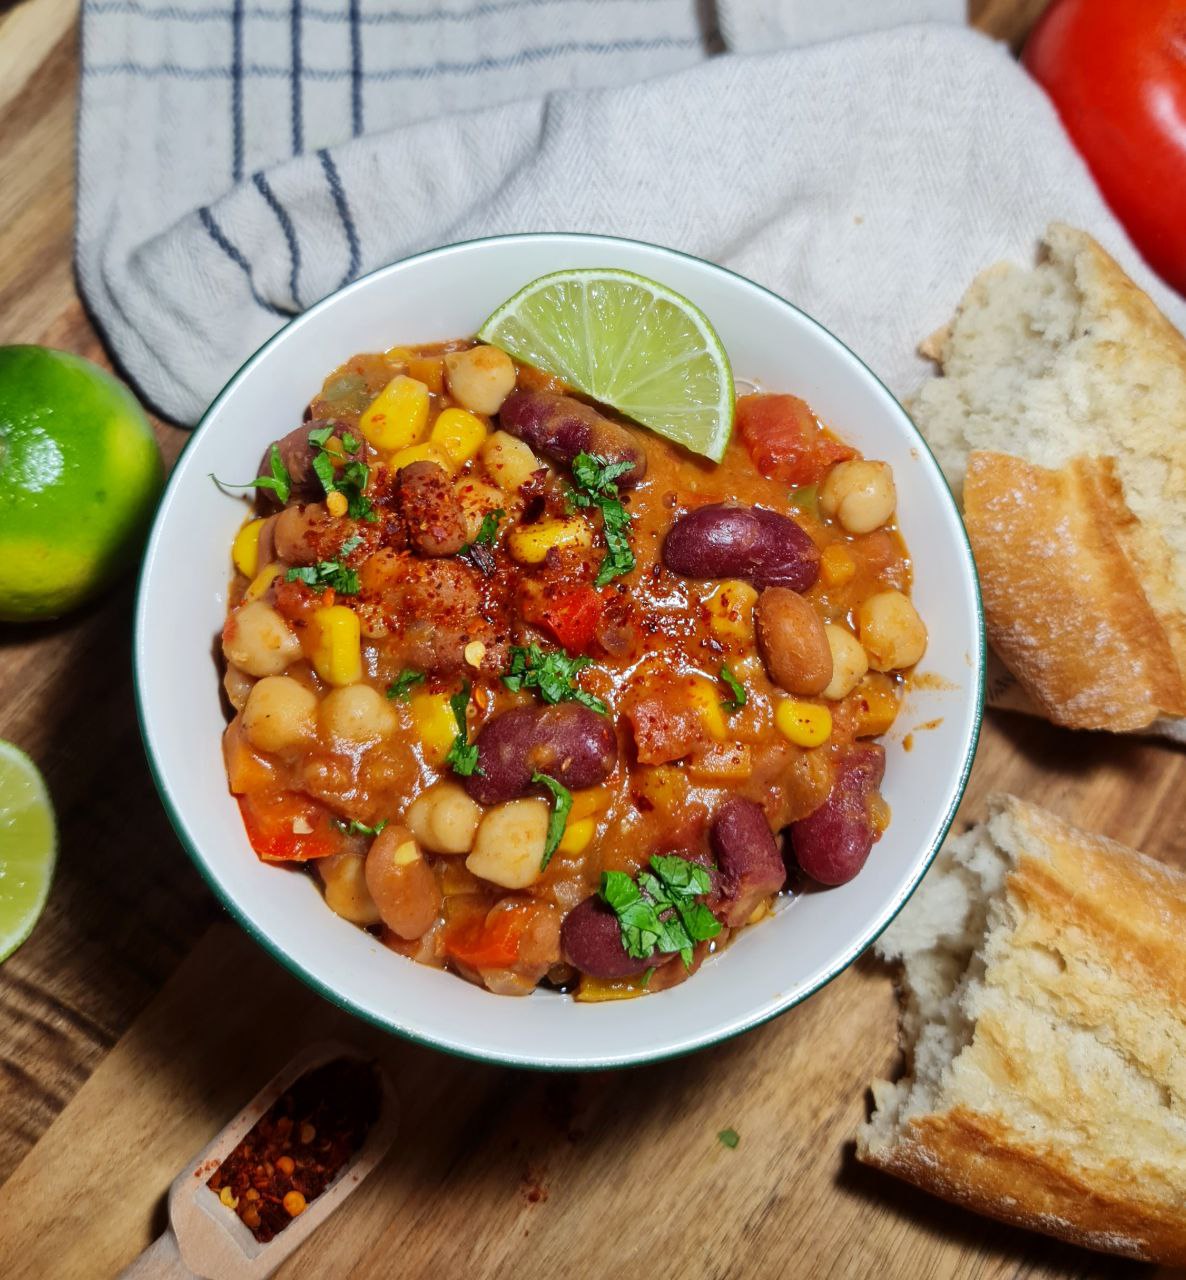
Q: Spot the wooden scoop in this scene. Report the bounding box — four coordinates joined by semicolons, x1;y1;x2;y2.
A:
118;1041;398;1279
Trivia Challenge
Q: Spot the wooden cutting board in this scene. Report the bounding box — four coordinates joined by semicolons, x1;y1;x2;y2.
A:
0;916;1172;1280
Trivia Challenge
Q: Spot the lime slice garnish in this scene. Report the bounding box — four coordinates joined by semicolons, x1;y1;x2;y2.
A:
0;740;56;962
478;268;735;463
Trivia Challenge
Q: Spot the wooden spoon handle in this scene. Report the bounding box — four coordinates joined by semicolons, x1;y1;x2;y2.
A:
118;1229;197;1279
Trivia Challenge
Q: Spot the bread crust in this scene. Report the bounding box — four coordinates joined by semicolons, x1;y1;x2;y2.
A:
964;450;1186;730
860;796;1186;1265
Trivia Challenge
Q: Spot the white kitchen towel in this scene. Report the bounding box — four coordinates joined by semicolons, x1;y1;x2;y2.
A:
76;1;1186;427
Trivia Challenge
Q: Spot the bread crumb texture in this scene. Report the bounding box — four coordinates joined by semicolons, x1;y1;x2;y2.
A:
858;795;1186;1264
911;224;1186;729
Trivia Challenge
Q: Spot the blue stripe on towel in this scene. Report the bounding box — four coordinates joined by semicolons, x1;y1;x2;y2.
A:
89;0;626;25
252;171;303;307
230;0;244;180
198;205;289;315
290;0;304;156
349;0;363;136
317;150;361;288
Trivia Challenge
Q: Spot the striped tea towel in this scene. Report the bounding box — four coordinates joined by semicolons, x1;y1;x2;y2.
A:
77;0;1186;430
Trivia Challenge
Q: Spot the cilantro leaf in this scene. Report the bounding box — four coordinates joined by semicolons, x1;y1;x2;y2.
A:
444;680;481;776
568;451;636;586
532;772;573;870
458;508;505;576
339;431;362;454
598;854;722;969
333;817;388;838
571;452;635;496
719;665;747;713
307;425;335;449
718;1128;740;1150
386;669;425;702
284;539;361;595
502;644;607;715
473;509;505;546
309;431;377;523
210;443;292;505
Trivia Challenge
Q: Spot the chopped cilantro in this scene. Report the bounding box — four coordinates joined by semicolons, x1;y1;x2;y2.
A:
719;665;747;713
718;1128;740;1150
285;536;362;595
568;451;636;586
598;853;721;969
502;644;607;715
532;772;573;870
386;669;425;702
309;427;377;522
473;508;505;546
444;680;480;776
333;817;388;838
641;966;655;989
210;443;291;505
459;508;505;575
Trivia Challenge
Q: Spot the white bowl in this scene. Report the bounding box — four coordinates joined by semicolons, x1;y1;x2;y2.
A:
134;234;983;1070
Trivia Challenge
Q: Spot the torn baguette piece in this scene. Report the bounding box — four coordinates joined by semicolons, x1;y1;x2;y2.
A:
857;795;1186;1266
912;223;1186;730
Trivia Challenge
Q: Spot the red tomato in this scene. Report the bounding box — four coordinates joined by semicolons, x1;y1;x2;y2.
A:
537;586;605;655
442;905;532;970
737;394;855;487
239;791;342;862
1023;0;1186;294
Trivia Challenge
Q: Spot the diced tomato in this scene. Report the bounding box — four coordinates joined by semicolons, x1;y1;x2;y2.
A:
238;791;342;862
737;394;855;487
223;720;278;795
537;586;606;656
442;904;534;970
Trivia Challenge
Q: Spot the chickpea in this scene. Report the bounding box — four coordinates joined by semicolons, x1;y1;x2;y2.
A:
319;684;397;744
755;587;833;695
318;852;381;926
454;476;508;542
480;430;541;492
857;590;928;671
406;782;482;854
273;502;331;565
820;460;896;534
444;345;517;415
242;676;318;753
365;825;442;940
820;624;869;701
465;798;550;889
223;664;255;712
222;601;301;676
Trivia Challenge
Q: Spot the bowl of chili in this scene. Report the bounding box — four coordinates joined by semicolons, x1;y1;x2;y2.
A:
134;233;984;1070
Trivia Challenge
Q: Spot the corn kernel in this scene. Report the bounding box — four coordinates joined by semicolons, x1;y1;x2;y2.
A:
388;442;453;473
556;816;595;855
775;698;833;748
359;375;430;453
409;691;457;764
308;605;362;687
430;407;487;467
232;518;265;579
218;1186;239;1210
507;515;592;565
326;489;349;518
283;1191;307;1217
569;787;608;822
821;543;857;588
687;676;729;742
705;579;758;641
687;741;753;783
245;561;283;602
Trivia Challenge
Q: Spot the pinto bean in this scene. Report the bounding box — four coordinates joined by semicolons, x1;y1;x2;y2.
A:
789;742;886;885
257;421;362;509
662;504;820;591
464;703;617;805
561;895;654;979
755;587;833;695
396;461;468;556
498;390;647;486
709;797;787;927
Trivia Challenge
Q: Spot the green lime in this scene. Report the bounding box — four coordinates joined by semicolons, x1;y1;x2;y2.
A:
0;346;163;621
478;268;735;462
0;741;55;962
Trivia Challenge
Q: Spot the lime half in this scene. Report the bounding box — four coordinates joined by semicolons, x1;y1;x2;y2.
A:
0;741;56;961
478;268;735;462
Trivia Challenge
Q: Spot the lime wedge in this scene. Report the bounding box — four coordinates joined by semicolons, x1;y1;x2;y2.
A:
0;740;56;962
478;268;735;463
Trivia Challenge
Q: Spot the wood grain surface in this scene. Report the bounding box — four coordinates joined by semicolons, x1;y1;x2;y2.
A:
6;1;1178;1277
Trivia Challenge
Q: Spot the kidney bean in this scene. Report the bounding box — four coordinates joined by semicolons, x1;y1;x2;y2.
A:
789;743;886;885
464;703;617;805
755;587;833;694
396;460;468;556
257;421;362;509
561;895;654;979
709;797;787;927
662;504;820;591
499;390;647;486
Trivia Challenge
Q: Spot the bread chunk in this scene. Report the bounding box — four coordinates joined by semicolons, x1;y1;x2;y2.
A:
912;224;1186;729
858;795;1186;1265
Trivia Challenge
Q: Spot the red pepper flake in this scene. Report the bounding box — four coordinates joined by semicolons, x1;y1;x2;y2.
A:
520;1165;549;1205
208;1059;380;1244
